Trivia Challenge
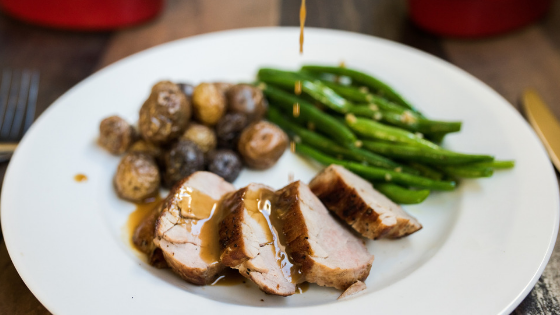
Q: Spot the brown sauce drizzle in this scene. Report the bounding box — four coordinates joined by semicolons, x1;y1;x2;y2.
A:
294;81;302;95
127;194;163;251
296;282;310;294
211;268;247;286
293;102;300;117
74;174;87;182
244;188;302;284
170;186;222;264
299;0;306;54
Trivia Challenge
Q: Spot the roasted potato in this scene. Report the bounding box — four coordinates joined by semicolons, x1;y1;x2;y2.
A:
114;153;160;202
191;83;226;126
161;140;205;187
237;121;288;170
227;84;267;122
215;113;248;150
181;123;217;153
128;139;163;159
207;149;242;183
98;115;136;155
214;82;233;94
139;81;191;145
177;83;195;99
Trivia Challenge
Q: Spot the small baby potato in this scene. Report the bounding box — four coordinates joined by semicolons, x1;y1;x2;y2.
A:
114;153;160;202
128;140;163;159
98;115;136;155
227;84;267;122
176;82;195;99
206;149;242;183
139;81;191;145
161;140;205;188
237;121;288;170
181;123;217;153
215;113;248;150
192;83;226;126
213;82;233;95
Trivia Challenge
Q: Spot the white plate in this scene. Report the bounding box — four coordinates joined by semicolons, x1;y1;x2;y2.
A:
2;27;558;315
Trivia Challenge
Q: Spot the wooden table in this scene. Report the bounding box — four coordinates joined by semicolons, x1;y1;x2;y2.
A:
1;0;559;313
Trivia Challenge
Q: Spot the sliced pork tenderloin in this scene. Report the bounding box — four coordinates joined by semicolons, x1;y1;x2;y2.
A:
154;171;235;285
277;181;373;290
219;183;297;296
132;201;168;268
309;164;422;239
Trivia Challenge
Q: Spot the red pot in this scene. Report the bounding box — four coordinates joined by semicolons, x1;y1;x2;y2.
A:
408;0;552;37
0;0;164;30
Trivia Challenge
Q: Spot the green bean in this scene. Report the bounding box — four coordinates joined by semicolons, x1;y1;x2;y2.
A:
345;115;441;150
437;160;513;178
301;65;420;113
314;80;420;118
313;79;372;103
407;162;444;180
362;140;494;165
373;183;431;204
438;165;494;178
296;143;456;190
267;106;417;173
302;80;353;113
259;69;461;135
348;106;461;135
467;160;515;169
259;83;358;146
426;132;446;144
258;70;352;113
356;96;411;114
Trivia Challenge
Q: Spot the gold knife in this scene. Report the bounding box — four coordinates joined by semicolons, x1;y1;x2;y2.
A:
522;89;560;171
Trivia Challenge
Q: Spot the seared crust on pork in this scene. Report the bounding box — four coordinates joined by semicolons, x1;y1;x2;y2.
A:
277;181;373;290
132;202;168;268
309;165;422;240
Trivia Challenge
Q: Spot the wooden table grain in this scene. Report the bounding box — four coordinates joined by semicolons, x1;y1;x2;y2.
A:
1;0;559;313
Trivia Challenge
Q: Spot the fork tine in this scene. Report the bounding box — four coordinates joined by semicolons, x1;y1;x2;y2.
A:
23;71;39;134
9;70;31;140
0;70;20;139
0;70;12;130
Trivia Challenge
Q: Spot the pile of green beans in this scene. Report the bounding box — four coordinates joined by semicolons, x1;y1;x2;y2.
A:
257;64;514;205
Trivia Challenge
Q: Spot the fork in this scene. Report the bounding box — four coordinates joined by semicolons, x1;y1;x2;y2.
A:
0;69;40;162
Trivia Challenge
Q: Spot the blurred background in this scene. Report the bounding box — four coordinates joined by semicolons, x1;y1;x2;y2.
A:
0;0;559;314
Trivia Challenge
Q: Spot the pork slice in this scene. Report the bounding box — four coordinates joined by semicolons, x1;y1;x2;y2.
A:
309;165;422;239
154;171;235;285
219;183;297;296
277;181;373;290
132;202;168;268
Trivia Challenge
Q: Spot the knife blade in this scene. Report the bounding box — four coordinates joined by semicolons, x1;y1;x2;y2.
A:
522;89;560;171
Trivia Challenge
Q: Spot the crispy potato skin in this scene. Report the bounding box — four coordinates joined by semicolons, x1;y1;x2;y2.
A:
161;140;205;188
181;123;217;153
114;152;160;202
237;121;288;170
192;83;227;126
128;140;163;159
98;116;136;154
139;81;191;145
227;84;267;122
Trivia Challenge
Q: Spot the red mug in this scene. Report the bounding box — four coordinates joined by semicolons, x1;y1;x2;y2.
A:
408;0;552;37
0;0;164;30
